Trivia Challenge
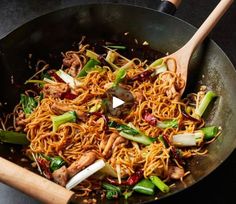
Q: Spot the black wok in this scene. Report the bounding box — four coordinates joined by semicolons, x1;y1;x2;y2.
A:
0;1;236;203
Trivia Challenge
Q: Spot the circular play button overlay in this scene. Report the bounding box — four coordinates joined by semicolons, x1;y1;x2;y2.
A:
105;86;134;117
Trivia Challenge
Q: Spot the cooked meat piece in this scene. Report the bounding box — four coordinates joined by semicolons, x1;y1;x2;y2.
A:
52;166;68;186
168;166;185;180
67;152;97;177
112;136;127;149
42;83;69;98
102;133;119;157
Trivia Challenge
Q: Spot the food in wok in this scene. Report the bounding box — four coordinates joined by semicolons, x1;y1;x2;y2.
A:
0;39;219;202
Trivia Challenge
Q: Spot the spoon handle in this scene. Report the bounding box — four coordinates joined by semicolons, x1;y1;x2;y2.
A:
184;0;234;55
0;157;75;204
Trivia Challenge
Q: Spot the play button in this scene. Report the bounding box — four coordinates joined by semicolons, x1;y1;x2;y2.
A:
105;86;134;117
112;96;125;108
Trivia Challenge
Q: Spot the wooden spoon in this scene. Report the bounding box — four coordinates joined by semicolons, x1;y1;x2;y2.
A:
0;157;75;204
163;0;234;95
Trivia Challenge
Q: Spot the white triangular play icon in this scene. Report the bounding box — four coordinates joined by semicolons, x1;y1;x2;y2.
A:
112;96;125;108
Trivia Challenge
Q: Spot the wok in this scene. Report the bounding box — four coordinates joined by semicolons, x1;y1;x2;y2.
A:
0;1;236;203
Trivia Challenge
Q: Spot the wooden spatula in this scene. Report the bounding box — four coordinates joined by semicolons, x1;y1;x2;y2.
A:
0;157;75;204
163;0;234;95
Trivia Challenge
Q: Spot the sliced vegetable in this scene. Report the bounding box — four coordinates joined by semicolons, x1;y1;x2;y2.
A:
66;159;105;190
157;119;178;129
123;131;154;145
117;124;139;135
89;101;102;113
102;182;121;199
86;49;100;61
123;191;133;199
99;162;117;177
77;59;100;77
149;58;163;68
106;45;126;50
20;94;38;115
195;91;217;117
51;111;77;132
106;190;119;199
172;132;204;147
24;79;46;85
56;69;82;88
113;68;126;86
43;155;66;172
102;182;121;194
151;63;167;76
133;179;155;195
149;175;170;193
106;50;117;63
109;121;155;145
0;130;29;145
201;126;219;140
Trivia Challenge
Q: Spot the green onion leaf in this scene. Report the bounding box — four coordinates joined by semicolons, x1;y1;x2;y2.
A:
0;130;29;145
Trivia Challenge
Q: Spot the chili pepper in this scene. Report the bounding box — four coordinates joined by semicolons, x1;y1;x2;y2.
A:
106;170;143;186
162;134;185;166
36;157;52;179
125;170;143;185
133;179;156;195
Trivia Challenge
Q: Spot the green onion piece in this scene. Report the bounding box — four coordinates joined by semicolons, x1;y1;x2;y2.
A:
99;162;117;177
157;119;178;129
149;176;170;193
195;91;217;117
89;102;102;113
201;126;219;140
106;50;117;63
77;59;100;77
20;94;38;115
25;80;46;85
0;130;29;145
106;45;126;50
133;179;156;195
123;191;133;199
119;131;155;146
102;182;121;195
151;64;167;76
149;58;163;68
120;60;134;70
117;124;139;135
86;50;100;61
114;68;126;86
106;190;119;199
51;111;77;132
172;132;204;147
50;156;66;172
56;69;82;88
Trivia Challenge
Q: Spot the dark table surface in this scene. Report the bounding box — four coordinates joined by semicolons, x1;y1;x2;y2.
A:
0;0;235;204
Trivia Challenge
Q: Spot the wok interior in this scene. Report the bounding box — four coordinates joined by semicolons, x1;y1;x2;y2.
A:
0;4;236;203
